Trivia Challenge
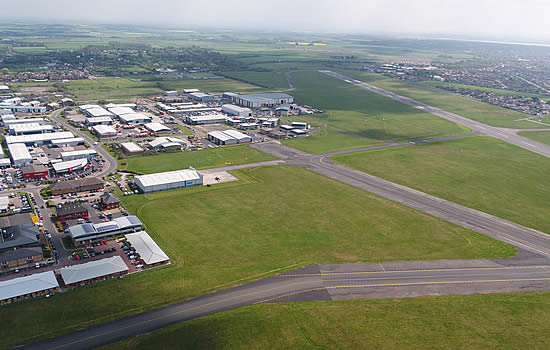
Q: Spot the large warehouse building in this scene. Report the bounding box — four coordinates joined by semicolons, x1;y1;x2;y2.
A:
207;129;252;145
228;93;294;108
8;143;32;167
5;132;74;146
134;168;203;193
222;104;253;117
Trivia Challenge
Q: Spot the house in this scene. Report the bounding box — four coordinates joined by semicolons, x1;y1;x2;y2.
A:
60;256;128;288
100;193;120;210
57;203;89;221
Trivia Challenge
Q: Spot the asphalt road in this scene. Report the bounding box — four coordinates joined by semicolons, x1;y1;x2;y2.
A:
320;70;550;159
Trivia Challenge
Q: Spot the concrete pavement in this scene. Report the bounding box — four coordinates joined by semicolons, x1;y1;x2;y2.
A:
321;70;550;159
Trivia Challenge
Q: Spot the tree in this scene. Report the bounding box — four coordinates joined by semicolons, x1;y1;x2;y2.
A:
0;68;8;75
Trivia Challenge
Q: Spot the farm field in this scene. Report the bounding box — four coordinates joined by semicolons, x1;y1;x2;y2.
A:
0;166;514;348
104;292;550;350
333;69;543;129
333;136;550;234
288;71;470;142
122;145;276;174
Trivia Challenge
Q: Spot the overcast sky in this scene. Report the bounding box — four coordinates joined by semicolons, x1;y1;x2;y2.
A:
3;0;550;42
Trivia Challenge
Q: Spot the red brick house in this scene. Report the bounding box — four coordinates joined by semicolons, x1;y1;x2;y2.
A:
100;192;120;210
57;203;88;221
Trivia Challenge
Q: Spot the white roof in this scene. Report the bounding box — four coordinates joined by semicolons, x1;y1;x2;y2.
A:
4;118;46;125
222;104;252;113
9;123;54;133
0;196;9;210
60;256;128;285
0;159;11;166
208;131;234;142
61;149;97;158
52;158;88;173
148;137;186;148
0;85;9;90
51;137;84;145
187;114;227;123
291;129;307;134
121;142;144;153
79;104;101;110
86;116;113;123
0;271;59;301
5;132;74;144
105;103;136;109
184;89;200;93
92;125;117;135
190;92;210;98
135;168;202;187
86;108;113;118
8;143;32;161
108;106;135;116
1;114;16;121
144;123;170;132
222;129;251;141
125;231;170;265
119;113;151;123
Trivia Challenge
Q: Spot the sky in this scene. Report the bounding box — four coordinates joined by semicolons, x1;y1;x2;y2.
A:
3;0;550;42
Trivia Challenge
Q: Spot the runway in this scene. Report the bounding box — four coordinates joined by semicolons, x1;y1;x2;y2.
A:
320;70;550;159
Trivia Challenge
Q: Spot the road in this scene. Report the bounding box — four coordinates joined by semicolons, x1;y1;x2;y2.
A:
320;70;550;159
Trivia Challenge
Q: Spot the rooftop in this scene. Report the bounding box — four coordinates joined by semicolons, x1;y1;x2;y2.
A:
121;142;144;153
57;203;87;217
125;231;170;265
0;225;39;251
0;271;59;301
134;168;202;187
60;256;128;285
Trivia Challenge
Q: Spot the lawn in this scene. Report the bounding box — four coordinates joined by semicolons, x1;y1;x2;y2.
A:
282;125;382;154
103;292;550;350
122;145;276;174
334;69;544;129
518;130;550;146
0;166;514;348
333;136;550;234
289;71;470;142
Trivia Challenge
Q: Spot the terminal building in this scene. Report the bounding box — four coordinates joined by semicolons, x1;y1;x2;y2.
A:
134;168;203;193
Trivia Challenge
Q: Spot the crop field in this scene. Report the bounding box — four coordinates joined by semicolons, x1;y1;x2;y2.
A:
333;136;550;234
121;145;276;174
288;71;469;141
333;69;543;129
104;292;550;350
0;166;514;348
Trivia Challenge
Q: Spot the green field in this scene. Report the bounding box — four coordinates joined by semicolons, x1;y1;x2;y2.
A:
334;69;543;129
289;71;470;142
518;130;550;146
282;124;382;154
0;166;514;348
221;71;291;89
122;145;276;174
333;136;550;234
104;292;550;350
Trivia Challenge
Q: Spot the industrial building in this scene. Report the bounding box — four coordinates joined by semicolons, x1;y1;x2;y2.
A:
9;123;54;135
21;164;49;179
119;113;152;125
105;103;136;110
60;256;128;288
291;129;308;137
108;106;136;116
148;137;186;150
207;130;251;145
8;143;32;167
291;122;309;130
222;104;253;117
50;137;85;147
0;271;59;304
125;231;170;267
4;117;46;126
189;92;212;102
183;114;227;125
184;88;200;93
120;142;145;156
134;168;203;193
144;123;170;133
5;132;75;146
50;177;104;196
85;116;113;126
82;107;113;118
238;123;259;130
69;216;142;243
52;158;88;174
92;125;117;138
228;93;294;108
60;149;97;161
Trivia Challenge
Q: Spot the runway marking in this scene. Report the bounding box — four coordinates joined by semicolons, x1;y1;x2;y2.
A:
257;277;550;303
281;265;550;277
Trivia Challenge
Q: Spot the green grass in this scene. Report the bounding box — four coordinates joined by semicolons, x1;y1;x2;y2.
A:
333;136;550;234
172;124;194;135
334;69;545;129
518;130;550;146
123;145;276;174
289;71;470;142
103;292;550;350
221;71;291;89
0;166;515;348
282;124;382;154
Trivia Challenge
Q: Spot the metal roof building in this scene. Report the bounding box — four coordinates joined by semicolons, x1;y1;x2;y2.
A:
229;93;294;108
9;123;54;135
86;116;113;126
108;106;136;116
50;137;85;147
222;129;252;143
92;125;117;138
60;149;97;161
144;123;170;133
222;104;252;117
148;137;186;149
119;113;152;125
207;131;237;145
84;107;113;118
134;168;203;193
60;256;128;286
121;142;144;155
184;114;227;125
52;158;88;174
125;231;170;266
5;132;75;146
8;143;32;167
4;118;46;126
69;216;142;243
0;271;59;302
